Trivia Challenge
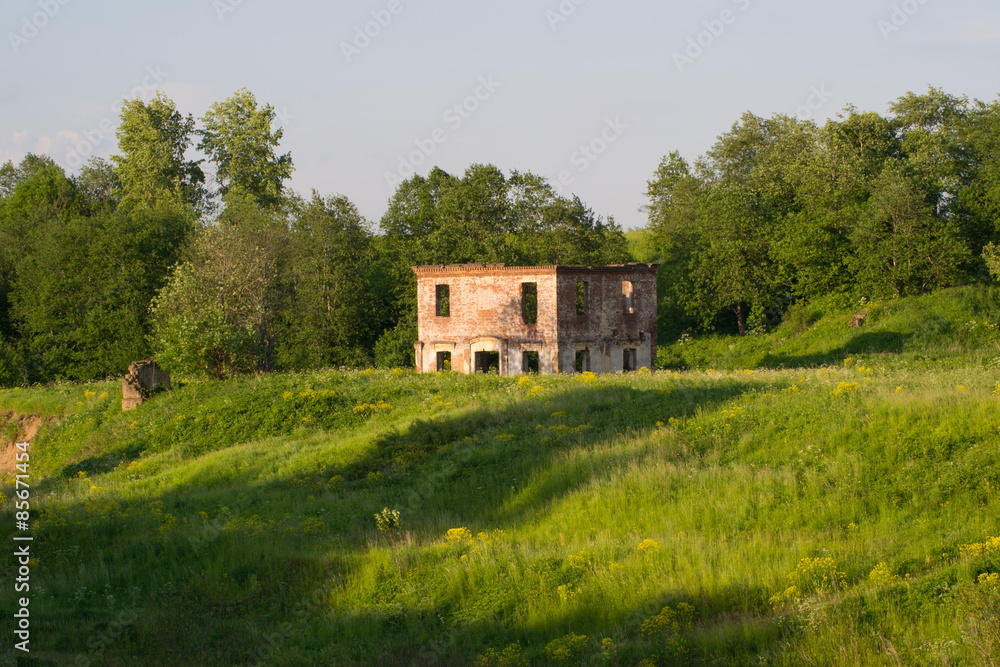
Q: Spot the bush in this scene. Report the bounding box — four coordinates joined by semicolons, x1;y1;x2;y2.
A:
0;339;25;387
374;319;416;368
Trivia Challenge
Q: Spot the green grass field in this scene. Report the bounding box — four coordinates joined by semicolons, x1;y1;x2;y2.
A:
2;287;1000;665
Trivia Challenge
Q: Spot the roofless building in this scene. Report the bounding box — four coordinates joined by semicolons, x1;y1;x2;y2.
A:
412;263;658;375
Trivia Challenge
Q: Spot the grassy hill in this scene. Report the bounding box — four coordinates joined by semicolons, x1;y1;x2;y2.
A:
2;287;1000;665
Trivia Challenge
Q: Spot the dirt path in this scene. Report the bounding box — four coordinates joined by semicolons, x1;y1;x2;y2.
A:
0;411;48;474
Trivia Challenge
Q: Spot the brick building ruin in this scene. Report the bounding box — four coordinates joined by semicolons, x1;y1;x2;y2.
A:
412;263;658;375
121;358;171;411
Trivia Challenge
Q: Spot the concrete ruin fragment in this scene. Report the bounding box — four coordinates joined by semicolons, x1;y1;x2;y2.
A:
122;358;171;411
412;263;658;375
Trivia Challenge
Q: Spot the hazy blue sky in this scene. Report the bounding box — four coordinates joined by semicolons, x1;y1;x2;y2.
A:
2;0;998;230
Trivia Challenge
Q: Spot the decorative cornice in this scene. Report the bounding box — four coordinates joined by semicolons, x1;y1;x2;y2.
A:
411;263;658;276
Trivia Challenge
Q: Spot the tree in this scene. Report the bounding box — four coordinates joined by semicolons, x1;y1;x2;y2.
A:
152;194;290;377
523;194;630;266
7;198;193;381
648;114;809;334
960;97;1000;246
889;87;971;213
0;160;80;347
645;151;705;339
198;88;293;209
0;159;78;226
376;164;631;364
849;169;969;296
281;192;380;368
684;182;778;335
773;109;898;299
74;157;121;215
0;153;62;201
382;164;629;268
888;88;986;259
111;93;205;212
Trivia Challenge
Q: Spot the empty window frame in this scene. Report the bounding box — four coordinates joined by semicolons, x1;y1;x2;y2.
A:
522;282;537;325
575;349;591;373
522;351;540;374
435;284;450;317
622;281;636;315
623;348;637;372
575;281;588;316
436;351;452;371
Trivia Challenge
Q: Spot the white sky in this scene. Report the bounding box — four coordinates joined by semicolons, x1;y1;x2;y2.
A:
2;0;998;230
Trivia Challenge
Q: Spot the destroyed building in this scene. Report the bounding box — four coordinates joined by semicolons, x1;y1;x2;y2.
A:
412;263;658;375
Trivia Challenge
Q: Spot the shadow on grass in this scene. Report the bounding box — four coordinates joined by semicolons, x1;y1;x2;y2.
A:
16;378;778;665
759;330;912;369
298;582;784;665
326;379;757;527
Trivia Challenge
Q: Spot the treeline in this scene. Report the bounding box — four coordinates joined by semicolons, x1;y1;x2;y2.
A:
0;90;628;385
647;87;1000;337
3;87;998;384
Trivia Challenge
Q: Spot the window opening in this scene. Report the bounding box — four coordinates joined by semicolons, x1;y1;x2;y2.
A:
435;284;450;317
623;348;637;372
575;349;591;373
522;282;537;325
576;281;588;315
622;281;635;315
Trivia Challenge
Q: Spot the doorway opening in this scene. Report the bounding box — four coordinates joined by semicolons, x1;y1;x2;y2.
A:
475;351;500;374
623;348;637;372
522;351;540;374
436;351;452;371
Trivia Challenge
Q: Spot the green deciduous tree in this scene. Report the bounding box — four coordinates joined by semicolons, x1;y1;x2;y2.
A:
0;159;81;348
685;182;779;335
849;169;969;296
111;93;205;213
647;95;992;336
75;157;121;215
376;164;630;363
646;151;705;338
8;199;193;381
198;88;293;209
281;193;380;368
152;194;290;377
960;97;1000;247
0;153;64;202
773;109;898;299
0;160;78;226
649;114;809;334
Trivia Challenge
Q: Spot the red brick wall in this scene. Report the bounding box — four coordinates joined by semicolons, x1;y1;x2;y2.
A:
414;266;559;346
412;264;658;374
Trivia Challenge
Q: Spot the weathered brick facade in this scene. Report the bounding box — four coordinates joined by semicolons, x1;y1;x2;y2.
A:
121;358;171;411
412;263;658;375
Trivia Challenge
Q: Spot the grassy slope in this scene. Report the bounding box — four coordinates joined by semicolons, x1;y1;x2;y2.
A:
658;286;1000;371
1;288;1000;665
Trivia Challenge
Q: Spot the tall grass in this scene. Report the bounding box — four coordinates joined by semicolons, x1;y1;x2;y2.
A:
1;287;999;664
